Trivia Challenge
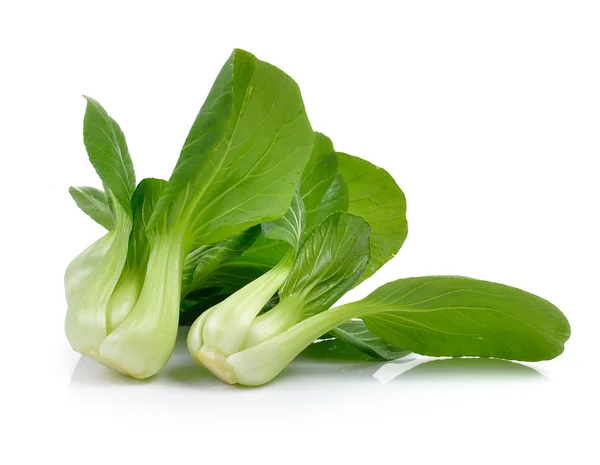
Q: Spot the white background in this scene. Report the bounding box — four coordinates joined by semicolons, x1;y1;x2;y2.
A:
1;1;599;463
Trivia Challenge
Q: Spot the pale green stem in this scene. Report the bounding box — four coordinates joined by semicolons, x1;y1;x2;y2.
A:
196;250;294;366
224;302;371;386
240;295;305;350
105;269;145;333
98;233;186;379
187;308;211;359
64;207;132;357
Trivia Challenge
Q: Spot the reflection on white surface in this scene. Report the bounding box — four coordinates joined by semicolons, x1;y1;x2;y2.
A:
69;327;545;390
373;356;545;384
64;327;557;460
68;328;394;388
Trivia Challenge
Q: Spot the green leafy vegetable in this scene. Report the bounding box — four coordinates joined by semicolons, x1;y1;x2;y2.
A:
64;48;570;386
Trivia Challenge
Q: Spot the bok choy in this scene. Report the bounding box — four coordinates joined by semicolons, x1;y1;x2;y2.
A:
64;48;571;385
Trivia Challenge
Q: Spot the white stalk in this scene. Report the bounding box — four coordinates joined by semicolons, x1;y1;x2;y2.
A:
240;295;304;350
224;302;370;386
64;208;132;357
105;269;145;333
194;251;294;371
98;233;185;379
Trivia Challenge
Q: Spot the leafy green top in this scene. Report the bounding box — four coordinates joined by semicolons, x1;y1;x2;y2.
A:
337;153;407;283
358;276;571;361
82;96;136;216
148;49;314;251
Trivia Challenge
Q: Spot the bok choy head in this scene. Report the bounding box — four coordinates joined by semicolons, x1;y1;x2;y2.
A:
186;145;569;386
189;210;570;386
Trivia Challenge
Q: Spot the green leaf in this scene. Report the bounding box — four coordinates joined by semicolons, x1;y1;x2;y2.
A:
300;338;394;362
239;132;338;250
300;132;341;236
262;189;304;250
327;320;411;360
247;132;341;258
305;173;348;234
300;133;335;203
69;186;114;230
125;178;167;271
354;276;571;361
181;225;261;296
201;237;289;293
148;48;314;250
82;96;136;214
280;212;371;319
336;153;407;283
235;212;371;354
194;131;344;294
